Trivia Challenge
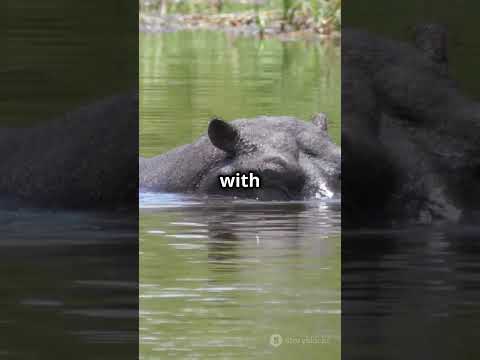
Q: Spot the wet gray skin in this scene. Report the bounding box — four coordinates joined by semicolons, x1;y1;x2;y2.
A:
343;24;480;225
140;114;341;201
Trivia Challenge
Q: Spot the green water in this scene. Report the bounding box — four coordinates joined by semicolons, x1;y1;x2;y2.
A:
140;31;340;359
140;31;340;156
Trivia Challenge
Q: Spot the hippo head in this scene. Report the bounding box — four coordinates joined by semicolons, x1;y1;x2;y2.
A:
197;115;341;201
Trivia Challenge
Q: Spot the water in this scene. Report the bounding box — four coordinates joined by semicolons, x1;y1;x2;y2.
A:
140;31;340;157
0;209;138;359
140;194;340;359
140;31;340;358
343;226;480;359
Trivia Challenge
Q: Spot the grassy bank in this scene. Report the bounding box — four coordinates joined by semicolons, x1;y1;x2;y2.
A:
140;0;340;38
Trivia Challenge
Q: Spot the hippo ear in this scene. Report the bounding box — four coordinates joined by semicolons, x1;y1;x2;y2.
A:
208;117;239;153
311;113;328;132
414;23;448;67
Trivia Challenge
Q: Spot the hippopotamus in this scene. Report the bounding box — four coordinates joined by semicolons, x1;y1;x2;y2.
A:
140;114;341;201
0;93;138;210
343;25;480;226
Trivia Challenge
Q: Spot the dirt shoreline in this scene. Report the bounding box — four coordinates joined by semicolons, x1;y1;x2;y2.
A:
140;11;340;42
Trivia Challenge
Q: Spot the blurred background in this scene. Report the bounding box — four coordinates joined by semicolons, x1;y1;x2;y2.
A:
139;0;340;36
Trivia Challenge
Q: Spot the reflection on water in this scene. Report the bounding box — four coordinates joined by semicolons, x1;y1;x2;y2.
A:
140;194;340;359
343;226;480;359
0;209;138;359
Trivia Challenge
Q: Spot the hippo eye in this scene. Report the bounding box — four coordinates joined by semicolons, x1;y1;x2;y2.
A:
302;148;318;157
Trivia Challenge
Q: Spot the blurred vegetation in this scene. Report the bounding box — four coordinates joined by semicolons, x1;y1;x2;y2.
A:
2;1;137;126
140;0;340;30
344;0;480;98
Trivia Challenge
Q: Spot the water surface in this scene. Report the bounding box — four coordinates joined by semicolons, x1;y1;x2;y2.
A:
0;209;138;359
343;226;480;359
141;194;340;359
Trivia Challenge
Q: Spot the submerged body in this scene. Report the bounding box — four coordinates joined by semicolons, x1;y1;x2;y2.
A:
140;115;341;201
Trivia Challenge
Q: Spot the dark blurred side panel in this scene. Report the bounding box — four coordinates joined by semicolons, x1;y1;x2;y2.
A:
0;2;138;359
342;1;480;359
